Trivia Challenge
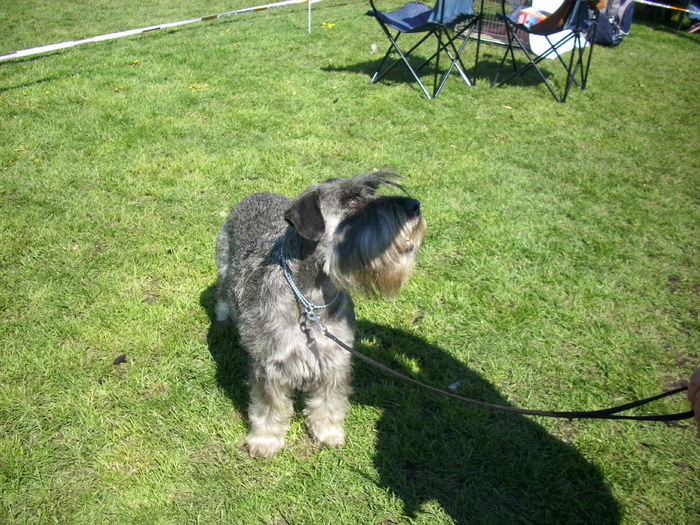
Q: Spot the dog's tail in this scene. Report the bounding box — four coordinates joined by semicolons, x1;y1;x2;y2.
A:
215;300;232;322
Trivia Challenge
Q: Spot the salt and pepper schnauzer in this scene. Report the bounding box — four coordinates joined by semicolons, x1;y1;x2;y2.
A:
215;172;427;458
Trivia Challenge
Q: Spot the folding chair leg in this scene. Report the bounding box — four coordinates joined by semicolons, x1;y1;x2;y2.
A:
369;26;436;98
580;22;597;88
493;27;565;102
433;29;442;97
491;24;518;87
435;32;467;96
434;18;481;97
562;29;596;101
545;33;579;81
492;26;518;85
370;42;397;84
506;28;519;73
474;16;483;82
450;26;476;82
561;39;579;102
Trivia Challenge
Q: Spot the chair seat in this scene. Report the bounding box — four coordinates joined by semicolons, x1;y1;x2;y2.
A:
503;4;540;25
500;4;569;35
367;2;433;33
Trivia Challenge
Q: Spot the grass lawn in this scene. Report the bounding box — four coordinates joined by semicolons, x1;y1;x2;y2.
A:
1;1;698;523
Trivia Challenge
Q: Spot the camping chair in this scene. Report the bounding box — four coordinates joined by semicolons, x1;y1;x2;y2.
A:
366;0;483;98
490;0;601;102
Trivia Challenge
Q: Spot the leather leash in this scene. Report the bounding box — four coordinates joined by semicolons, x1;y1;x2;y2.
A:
323;330;694;422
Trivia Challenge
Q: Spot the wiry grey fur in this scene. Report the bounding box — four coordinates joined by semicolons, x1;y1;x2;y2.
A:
215;172;427;458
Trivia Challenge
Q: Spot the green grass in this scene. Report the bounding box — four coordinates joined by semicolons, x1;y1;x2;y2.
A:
1;1;698;523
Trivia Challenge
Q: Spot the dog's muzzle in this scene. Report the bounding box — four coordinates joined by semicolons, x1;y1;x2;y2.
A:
400;198;425;255
402;198;421;218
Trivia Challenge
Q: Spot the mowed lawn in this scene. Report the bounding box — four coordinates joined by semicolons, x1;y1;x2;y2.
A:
1;1;698;523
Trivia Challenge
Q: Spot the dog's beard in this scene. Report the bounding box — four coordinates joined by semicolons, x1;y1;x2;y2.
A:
327;213;427;298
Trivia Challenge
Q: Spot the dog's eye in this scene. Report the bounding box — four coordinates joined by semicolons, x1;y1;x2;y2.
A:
347;197;360;207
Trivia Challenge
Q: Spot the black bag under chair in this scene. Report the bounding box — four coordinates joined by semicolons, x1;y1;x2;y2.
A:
366;0;483;98
491;0;603;103
592;0;634;45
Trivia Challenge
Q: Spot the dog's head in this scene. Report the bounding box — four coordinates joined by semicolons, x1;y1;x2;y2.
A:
284;172;427;297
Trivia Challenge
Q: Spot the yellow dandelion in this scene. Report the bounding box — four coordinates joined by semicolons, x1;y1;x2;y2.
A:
188;83;210;93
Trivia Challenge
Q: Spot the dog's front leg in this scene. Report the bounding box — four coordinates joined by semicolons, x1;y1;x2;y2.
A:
245;379;293;458
303;374;351;449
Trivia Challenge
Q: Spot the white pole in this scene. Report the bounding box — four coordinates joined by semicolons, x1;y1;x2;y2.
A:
309;0;312;34
1;0;323;63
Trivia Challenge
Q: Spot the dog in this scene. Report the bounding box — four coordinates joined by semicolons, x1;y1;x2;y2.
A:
215;172;427;458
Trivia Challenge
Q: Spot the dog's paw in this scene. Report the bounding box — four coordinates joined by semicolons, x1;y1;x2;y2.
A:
245;435;284;458
312;428;345;449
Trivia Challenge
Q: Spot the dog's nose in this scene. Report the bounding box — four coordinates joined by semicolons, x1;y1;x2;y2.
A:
402;198;421;217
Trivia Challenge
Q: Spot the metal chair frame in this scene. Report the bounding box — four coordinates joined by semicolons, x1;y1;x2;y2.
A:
367;0;483;98
491;0;599;102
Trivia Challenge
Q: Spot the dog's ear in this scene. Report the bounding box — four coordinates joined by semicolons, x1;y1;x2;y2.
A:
284;191;325;241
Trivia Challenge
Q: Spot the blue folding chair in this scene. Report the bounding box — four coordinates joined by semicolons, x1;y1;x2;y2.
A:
366;0;483;98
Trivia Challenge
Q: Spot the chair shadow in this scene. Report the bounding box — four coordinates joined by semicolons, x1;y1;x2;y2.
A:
322;53;552;91
322;55;454;86
200;285;620;524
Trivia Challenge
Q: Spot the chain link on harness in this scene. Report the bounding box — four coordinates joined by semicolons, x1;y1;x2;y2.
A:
280;250;337;334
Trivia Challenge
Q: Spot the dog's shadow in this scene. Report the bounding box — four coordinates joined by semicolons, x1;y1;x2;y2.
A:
201;285;620;524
